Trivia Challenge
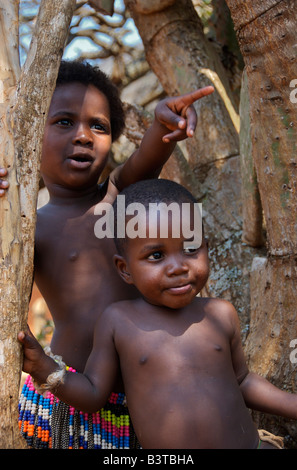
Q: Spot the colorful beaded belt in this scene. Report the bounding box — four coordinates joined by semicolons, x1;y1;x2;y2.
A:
19;371;133;449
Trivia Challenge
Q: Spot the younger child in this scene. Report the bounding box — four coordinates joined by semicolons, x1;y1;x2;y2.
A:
2;60;214;448
19;179;295;449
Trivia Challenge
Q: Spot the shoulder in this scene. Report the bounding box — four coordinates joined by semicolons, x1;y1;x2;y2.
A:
35;204;55;241
36;202;51;219
93;304;119;341
93;301;136;341
203;297;239;337
98;300;135;324
206;297;237;315
36;202;62;225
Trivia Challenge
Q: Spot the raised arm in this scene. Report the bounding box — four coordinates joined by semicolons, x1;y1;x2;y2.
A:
18;312;119;413
111;86;214;191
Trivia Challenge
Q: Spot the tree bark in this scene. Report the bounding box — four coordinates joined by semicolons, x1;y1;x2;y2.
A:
226;0;297;445
0;0;76;448
125;0;262;331
0;0;24;449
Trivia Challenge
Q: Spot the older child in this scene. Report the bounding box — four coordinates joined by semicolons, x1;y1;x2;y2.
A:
2;60;213;448
19;179;295;449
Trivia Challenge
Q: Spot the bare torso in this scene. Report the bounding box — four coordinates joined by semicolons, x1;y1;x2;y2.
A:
34;192;138;373
107;297;260;449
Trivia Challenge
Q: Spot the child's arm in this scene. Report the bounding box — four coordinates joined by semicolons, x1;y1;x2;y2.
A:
239;371;297;420
228;301;297;420
111;86;214;192
18;311;119;413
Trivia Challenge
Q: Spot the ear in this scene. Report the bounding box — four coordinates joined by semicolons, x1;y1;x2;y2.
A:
113;254;134;285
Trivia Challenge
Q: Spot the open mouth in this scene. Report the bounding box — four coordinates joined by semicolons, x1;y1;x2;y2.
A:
67;154;93;169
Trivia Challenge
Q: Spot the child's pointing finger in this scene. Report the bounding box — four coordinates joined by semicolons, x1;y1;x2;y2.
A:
182;86;215;106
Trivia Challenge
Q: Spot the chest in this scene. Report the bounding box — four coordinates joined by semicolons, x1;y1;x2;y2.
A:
34;213;121;300
36;208;115;258
116;314;231;376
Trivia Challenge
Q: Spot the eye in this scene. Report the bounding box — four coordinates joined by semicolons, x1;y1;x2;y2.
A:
56;118;73;127
92;122;105;131
91;120;110;134
147;251;163;261
183;245;199;255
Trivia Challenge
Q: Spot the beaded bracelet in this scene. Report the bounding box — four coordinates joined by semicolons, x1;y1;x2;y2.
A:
33;346;66;394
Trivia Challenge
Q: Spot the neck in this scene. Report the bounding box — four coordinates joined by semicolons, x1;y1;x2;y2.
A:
46;182;102;206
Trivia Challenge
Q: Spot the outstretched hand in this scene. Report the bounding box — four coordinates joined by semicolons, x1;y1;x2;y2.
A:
155;86;214;143
0;168;9;196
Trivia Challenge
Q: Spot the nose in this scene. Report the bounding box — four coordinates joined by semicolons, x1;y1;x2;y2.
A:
166;254;189;277
72;123;93;146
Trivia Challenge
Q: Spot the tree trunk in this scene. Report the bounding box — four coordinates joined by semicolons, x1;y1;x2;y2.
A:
125;0;262;332
226;0;297;445
0;0;75;448
0;0;24;449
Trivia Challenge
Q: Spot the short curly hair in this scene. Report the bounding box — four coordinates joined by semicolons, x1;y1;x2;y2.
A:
56;60;125;142
112;179;200;255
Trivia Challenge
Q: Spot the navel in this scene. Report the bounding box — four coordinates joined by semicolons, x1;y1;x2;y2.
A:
139;356;148;365
69;251;79;261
